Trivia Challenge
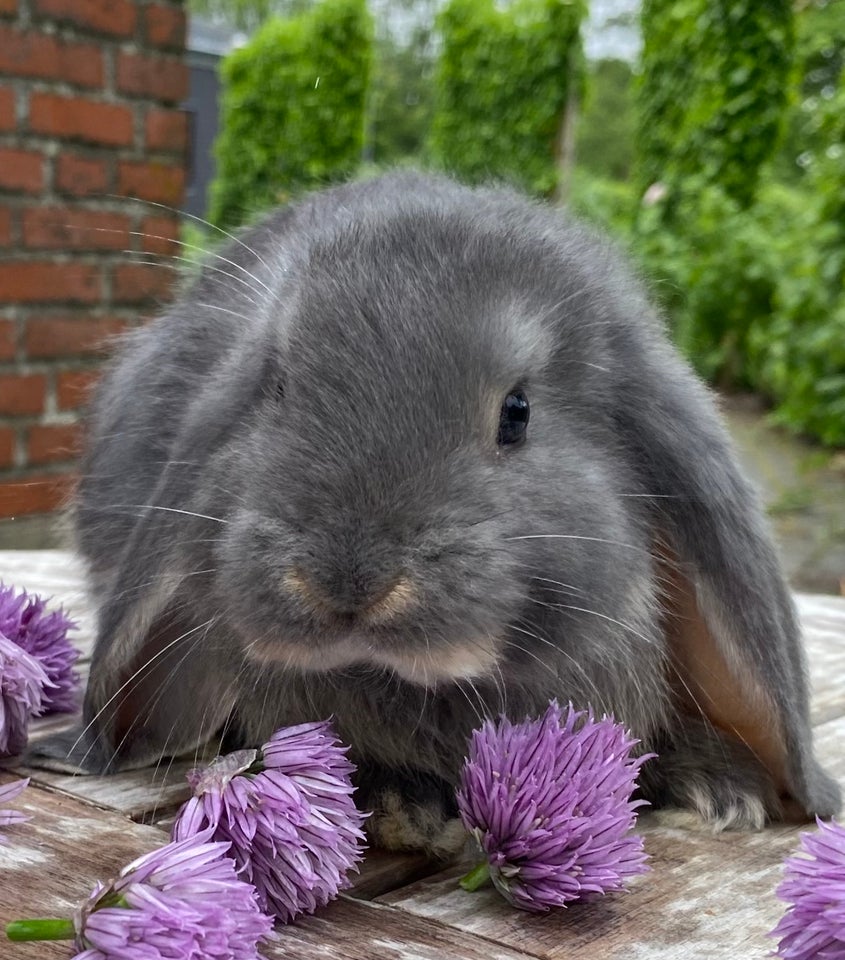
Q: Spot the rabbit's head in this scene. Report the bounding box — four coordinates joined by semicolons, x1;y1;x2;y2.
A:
213;203;652;690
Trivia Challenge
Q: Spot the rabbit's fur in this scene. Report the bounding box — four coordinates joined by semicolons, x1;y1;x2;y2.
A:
39;173;840;853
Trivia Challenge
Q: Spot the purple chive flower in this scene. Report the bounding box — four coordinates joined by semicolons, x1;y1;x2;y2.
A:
172;719;367;923
457;701;652;912
6;831;274;959
770;817;845;959
0;631;49;757
0;583;80;713
0;777;30;843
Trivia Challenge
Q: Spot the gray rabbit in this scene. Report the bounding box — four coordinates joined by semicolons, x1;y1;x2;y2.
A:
41;172;840;854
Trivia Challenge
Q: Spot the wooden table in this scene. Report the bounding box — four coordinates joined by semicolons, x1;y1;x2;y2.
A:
1;549;843;959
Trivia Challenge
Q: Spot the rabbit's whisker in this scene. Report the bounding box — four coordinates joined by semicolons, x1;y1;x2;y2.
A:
109;505;229;524
125;256;263;306
194;301;262;326
454;677;484;724
71;221;275;299
529;599;658;647
505;533;645;551
529;574;584;595
497;638;560;684
510;619;604;701
108;193;273;272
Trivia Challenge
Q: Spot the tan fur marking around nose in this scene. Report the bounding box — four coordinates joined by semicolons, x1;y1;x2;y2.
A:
282;569;323;609
284;569;415;621
365;576;416;623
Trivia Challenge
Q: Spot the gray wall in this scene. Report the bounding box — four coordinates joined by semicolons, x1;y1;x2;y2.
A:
183;53;222;220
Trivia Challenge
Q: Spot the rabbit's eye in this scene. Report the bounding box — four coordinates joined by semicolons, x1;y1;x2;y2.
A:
497;390;529;445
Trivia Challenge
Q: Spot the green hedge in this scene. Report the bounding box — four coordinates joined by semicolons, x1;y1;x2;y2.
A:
749;75;845;445
430;0;585;196
209;0;373;229
637;0;794;210
570;165;844;447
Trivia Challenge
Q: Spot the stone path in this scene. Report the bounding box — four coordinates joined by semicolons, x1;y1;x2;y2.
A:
722;393;845;595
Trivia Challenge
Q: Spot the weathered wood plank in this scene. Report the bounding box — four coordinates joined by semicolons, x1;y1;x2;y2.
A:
264;896;537;960
2;550;844;959
0;774;178;960
811;712;845;781
376;823;805;960
798;594;845;723
22;760;195;822
0;775;529;960
348;848;439;901
377;714;845;960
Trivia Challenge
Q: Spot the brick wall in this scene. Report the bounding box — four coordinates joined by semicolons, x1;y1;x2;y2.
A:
0;0;187;526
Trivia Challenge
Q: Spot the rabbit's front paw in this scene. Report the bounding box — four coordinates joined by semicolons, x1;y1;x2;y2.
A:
641;718;782;831
356;763;468;859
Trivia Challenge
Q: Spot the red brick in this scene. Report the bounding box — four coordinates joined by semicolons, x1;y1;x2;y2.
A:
30;93;133;147
33;0;136;37
0;205;11;245
25;313;125;358
116;51;188;104
0;427;14;468
0;148;43;193
117;160;184;205
112;263;174;303
145;3;186;49
57;368;98;410
0;471;76;518
55;153;110;197
27;422;82;465
23;207;130;251
0;373;46;415
0;26;103;88
145;108;187;153
0;87;14;132
140;214;179;255
0;262;101;303
113;263;175;303
0;318;15;360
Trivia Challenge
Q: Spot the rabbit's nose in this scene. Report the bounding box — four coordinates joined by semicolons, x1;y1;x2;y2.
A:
282;567;416;624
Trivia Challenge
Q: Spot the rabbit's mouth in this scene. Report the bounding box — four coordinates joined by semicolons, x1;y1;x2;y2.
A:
246;631;501;687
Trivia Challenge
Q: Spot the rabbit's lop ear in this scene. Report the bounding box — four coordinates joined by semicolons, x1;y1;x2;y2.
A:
31;528;237;774
616;332;840;820
77;583;237;773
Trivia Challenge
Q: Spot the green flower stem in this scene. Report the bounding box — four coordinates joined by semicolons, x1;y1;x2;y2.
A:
459;860;492;892
6;918;76;942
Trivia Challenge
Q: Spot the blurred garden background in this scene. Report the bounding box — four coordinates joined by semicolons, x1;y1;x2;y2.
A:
186;0;844;450
0;0;842;590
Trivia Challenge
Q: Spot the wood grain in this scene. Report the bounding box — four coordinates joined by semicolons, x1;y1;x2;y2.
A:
265;897;538;960
21;760;195;822
377;819;816;960
798;594;845;723
0;773;175;960
0;775;530;960
377;714;845;960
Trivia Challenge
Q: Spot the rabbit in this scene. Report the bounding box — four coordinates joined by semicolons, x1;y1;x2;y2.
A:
35;171;840;856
